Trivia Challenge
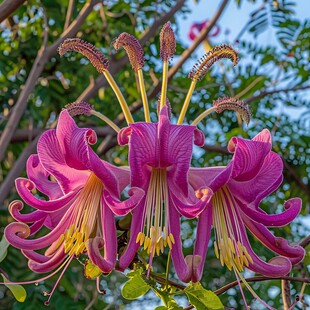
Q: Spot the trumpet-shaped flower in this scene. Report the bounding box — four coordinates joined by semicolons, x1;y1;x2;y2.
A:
4;110;143;304
117;105;213;277
187;129;305;283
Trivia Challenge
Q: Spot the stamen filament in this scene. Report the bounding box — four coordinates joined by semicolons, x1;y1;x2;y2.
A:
191;106;217;126
177;80;197;124
137;69;151;122
103;70;134;124
159;61;169;110
91;110;121;132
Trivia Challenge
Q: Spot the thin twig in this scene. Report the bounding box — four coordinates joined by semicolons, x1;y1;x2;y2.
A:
244;84;310;105
64;0;75;30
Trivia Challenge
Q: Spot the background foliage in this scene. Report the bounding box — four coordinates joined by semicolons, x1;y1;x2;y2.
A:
0;0;309;309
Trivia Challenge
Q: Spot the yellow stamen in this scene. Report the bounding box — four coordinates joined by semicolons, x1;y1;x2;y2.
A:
191;106;217;126
159;61;169;110
103;70;134;124
61;173;103;257
136;169;174;259
212;186;253;273
177;80;197;124
137;69;150;122
90;110;121;132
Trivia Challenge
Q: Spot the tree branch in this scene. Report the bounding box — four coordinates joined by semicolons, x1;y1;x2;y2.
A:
244;84;310;105
0;0;99;162
0;0;25;23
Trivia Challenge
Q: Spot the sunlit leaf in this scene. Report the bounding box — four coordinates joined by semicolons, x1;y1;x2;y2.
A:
0;235;9;263
122;274;150;300
184;282;224;310
1;274;27;302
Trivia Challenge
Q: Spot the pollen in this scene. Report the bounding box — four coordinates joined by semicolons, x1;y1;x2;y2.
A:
58;38;109;73
160;22;176;62
113;32;144;71
64;101;93;117
188;44;239;81
212;186;253;272
213;97;251;125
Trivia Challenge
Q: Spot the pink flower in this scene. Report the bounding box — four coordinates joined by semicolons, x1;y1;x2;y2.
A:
187;129;305;282
4;110;143;303
117;105;213;279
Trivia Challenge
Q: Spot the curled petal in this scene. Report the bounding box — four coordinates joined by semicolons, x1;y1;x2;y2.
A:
117;127;132;146
242;210;305;265
25;246;66;273
194;128;205;147
229;152;283;205
29;218;46;235
27;154;63;200
86;237;115;273
9;200;47;223
237;220;292;276
15;178;76;212
5;214;68;250
239;198;302;227
170;187;213;218
104;187;144;216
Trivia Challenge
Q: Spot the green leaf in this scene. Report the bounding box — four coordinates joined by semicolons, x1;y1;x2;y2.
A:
121;274;150;300
184;282;224;310
0;235;9;263
1;274;27;302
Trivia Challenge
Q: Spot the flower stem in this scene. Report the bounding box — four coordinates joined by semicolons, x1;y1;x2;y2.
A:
137;69;151;122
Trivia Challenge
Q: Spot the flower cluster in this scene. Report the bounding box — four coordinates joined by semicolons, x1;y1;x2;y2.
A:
3;22;304;306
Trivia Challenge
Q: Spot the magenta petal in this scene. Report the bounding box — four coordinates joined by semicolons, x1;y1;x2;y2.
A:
38;129;90;194
237;221;292;276
192;204;213;282
85;200;117;273
241;210;305;265
15;178;77;212
170;187;213;218
229;152;283;205
9;200;47;223
118;202;145;270
104;187;144;216
228;134;272;181
27;155;63;199
127;122;157;188
239;198;302;227
5;212;69;250
169;205;191;282
25;246;66;273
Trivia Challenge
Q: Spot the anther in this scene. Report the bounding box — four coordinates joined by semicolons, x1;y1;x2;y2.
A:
58;38;109;73
113;33;144;71
160;22;176;62
64;101;93;117
188;44;239;81
213;97;251;125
